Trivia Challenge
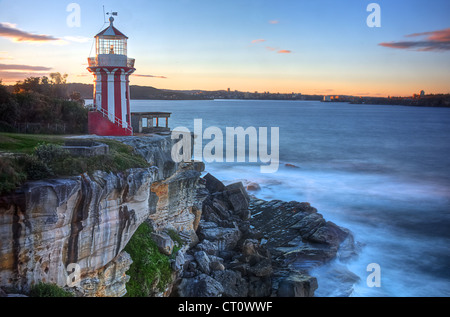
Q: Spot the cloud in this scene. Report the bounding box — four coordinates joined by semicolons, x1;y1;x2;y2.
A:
0;63;52;71
0;22;61;43
266;46;277;51
269;20;279;24
0;51;13;60
251;39;266;44
0;71;50;83
379;28;450;52
277;50;292;54
134;74;167;79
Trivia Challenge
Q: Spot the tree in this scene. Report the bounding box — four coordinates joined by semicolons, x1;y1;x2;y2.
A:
0;82;18;127
49;73;69;99
69;91;85;106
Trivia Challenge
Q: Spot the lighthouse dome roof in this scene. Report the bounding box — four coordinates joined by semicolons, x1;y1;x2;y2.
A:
95;19;128;39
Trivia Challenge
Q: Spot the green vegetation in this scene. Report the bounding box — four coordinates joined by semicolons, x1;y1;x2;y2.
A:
166;228;184;259
29;282;74;297
0;133;150;195
0;74;88;135
0;133;64;154
124;222;173;297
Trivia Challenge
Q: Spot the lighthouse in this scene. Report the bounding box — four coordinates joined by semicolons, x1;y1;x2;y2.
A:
87;16;135;136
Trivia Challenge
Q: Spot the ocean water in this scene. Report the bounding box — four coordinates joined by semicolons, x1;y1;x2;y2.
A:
128;99;450;297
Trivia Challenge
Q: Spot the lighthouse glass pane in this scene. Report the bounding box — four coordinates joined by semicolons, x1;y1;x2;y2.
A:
97;38;127;55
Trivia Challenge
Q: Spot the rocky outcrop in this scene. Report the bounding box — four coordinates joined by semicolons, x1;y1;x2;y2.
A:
174;174;273;297
0;135;204;297
249;198;360;296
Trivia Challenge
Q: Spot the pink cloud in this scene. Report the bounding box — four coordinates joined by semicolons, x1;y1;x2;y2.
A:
0;63;52;71
134;74;167;79
0;22;60;42
269;20;279;24
277;50;292;54
251;39;266;44
379;27;450;52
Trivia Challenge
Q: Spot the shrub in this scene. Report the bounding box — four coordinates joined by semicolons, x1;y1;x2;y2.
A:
0;157;26;194
16;154;52;180
29;282;73;297
34;143;69;164
124;222;173;297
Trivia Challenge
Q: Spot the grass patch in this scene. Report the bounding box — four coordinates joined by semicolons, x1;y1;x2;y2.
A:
29;282;73;297
0;133;150;195
124;222;173;297
0;133;64;154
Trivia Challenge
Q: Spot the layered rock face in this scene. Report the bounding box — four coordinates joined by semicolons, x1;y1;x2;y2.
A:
0;135;204;297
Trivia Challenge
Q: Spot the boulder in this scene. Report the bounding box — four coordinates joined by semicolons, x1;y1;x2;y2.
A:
277;273;318;297
308;221;349;247
246;182;261;191
210;261;225;271
151;232;175;255
223;183;250;220
203;173;226;193
194;251;211;275
212;270;248;297
195;239;219;255
198;222;242;251
177;274;224;297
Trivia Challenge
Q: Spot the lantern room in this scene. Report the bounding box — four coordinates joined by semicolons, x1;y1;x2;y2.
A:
96;17;128;56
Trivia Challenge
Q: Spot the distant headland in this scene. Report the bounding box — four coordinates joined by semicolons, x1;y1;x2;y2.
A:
3;80;449;107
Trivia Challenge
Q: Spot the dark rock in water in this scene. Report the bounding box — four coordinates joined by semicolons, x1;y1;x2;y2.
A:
249;197;360;297
203;173;226;193
312;263;361;297
307;221;349;247
277;273;318;297
246;182;261;191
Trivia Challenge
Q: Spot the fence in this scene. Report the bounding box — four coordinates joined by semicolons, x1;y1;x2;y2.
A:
15;123;67;134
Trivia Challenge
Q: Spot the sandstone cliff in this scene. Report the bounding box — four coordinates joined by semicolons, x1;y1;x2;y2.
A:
0;135;203;296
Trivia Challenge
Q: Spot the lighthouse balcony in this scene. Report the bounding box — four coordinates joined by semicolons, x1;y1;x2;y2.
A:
88;54;135;68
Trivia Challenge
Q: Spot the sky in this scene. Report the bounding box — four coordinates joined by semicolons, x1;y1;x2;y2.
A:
0;0;449;97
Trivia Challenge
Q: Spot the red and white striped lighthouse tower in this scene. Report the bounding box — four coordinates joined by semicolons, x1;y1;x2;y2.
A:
87;16;135;136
